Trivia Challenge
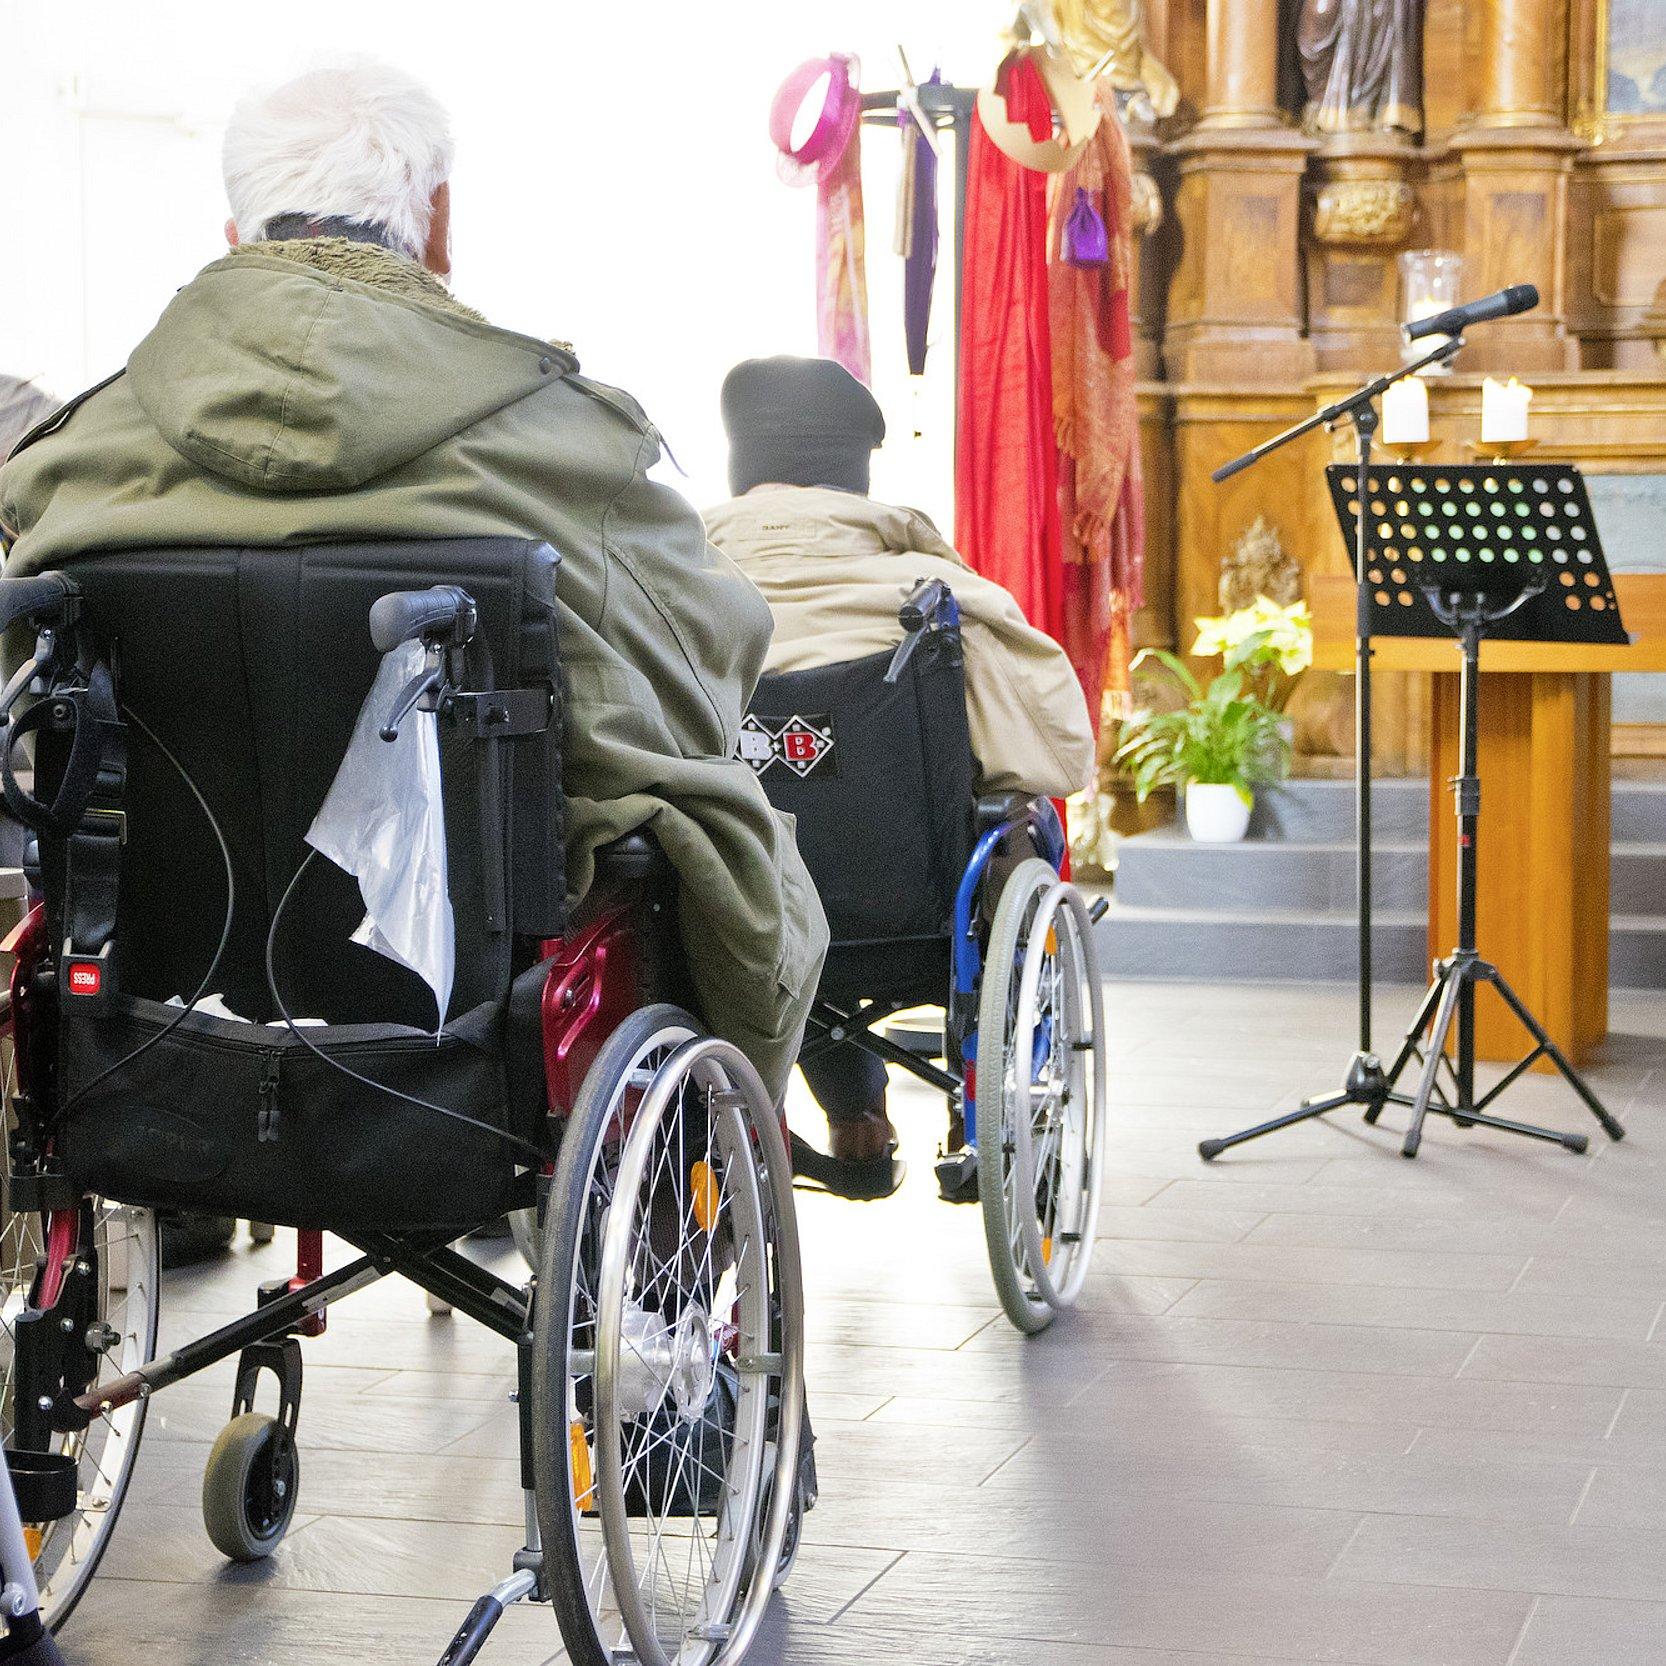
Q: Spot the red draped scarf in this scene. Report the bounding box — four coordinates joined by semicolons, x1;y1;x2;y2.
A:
954;101;1065;646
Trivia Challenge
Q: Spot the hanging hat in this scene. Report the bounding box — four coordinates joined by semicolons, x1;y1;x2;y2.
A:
976;44;1100;173
721;357;886;497
769;55;863;187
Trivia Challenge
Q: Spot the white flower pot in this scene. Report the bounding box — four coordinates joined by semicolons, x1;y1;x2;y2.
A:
1185;782;1252;844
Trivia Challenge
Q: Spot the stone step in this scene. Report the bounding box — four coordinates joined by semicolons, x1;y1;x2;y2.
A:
1613;844;1666;915
1251;778;1428;843
1095;902;1666;989
1115;832;1426;915
1094;902;1429;984
1243;778;1663;845
1613;914;1666;990
1613;782;1666;845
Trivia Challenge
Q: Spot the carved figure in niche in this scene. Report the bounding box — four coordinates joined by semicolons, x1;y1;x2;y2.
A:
1297;0;1425;138
1048;0;1181;122
1220;516;1302;611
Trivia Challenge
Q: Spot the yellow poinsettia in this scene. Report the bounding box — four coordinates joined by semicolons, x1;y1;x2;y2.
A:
1191;596;1313;675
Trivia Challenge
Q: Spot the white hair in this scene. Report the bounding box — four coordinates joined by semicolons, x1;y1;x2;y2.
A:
222;57;454;259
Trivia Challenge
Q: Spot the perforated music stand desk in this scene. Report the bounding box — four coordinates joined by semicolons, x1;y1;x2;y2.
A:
1305;461;1630;1155
1323;460;1630;652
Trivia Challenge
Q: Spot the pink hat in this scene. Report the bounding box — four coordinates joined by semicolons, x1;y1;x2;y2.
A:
769;54;862;186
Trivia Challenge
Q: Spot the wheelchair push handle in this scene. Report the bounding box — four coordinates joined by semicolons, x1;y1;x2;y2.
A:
368;584;478;655
368;585;479;741
885;577;959;684
899;577;950;633
0;573;79;640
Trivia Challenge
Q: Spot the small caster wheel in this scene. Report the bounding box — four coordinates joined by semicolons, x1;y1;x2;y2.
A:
202;1412;299;1562
425;1291;454;1317
248;1221;276;1245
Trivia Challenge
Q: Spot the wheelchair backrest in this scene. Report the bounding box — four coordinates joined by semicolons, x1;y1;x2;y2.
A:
38;538;562;1029
744;633;975;952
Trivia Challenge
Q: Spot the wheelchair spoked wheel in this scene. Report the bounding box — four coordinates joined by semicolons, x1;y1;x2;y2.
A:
534;1006;805;1666
977;859;1106;1333
0;1195;160;1627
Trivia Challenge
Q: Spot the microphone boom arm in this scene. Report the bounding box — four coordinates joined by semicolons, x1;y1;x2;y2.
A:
1212;333;1463;484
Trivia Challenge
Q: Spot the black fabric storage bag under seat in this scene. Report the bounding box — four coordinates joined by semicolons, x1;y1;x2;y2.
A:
746;641;975;1006
59;995;527;1231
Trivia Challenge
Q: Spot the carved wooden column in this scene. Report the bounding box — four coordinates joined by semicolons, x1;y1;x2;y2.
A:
1305;135;1418;370
1451;0;1582;372
1165;0;1315;383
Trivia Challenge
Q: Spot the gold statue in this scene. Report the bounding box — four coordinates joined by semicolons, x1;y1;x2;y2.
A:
1047;0;1181;121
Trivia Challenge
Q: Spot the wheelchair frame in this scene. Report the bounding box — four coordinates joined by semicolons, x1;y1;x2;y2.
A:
0;565;806;1666
750;580;1107;1334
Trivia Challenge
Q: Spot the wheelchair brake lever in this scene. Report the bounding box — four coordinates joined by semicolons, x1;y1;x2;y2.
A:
883;626;926;685
380;662;445;742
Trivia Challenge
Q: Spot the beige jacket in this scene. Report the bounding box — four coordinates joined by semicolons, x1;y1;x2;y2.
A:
703;486;1095;798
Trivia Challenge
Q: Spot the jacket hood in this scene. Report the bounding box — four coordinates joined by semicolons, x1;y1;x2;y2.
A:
126;247;569;493
703;484;963;568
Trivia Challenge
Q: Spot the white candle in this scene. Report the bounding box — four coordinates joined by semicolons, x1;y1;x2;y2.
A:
1481;377;1532;444
1382;375;1430;445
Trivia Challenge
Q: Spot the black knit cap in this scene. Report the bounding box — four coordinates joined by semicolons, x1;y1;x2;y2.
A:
721;356;886;497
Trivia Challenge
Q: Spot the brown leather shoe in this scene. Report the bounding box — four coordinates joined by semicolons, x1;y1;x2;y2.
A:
790;1106;905;1202
828;1109;897;1164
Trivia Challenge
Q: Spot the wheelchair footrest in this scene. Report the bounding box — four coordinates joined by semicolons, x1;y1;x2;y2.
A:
934;1148;980;1205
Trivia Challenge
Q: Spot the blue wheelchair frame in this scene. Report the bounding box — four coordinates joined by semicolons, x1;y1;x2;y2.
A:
950;799;1067;1148
796;577;1070;1157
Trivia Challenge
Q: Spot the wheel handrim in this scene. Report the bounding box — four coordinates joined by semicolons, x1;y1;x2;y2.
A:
557;1019;697;1657
594;1037;802;1666
1008;884;1105;1310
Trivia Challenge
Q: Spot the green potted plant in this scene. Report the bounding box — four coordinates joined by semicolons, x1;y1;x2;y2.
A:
1114;631;1293;843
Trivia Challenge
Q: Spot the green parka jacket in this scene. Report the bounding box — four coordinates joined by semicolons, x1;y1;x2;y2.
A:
0;239;827;1098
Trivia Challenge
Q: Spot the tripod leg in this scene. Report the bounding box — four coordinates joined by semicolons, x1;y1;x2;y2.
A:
1482;967;1625;1142
1198;1094;1354;1162
1371;973;1447;1123
1403;968;1462;1159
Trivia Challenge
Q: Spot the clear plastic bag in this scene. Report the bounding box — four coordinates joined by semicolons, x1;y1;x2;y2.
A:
307;641;454;1028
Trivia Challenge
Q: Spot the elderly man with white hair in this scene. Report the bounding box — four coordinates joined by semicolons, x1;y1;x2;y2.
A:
0;57;827;1101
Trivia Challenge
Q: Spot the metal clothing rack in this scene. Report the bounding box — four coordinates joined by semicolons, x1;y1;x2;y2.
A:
857;83;977;400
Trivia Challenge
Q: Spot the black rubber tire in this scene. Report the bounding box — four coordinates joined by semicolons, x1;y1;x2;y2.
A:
201;1412;300;1563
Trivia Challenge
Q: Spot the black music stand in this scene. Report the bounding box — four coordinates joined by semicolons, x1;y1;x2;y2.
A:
1203;461;1629;1159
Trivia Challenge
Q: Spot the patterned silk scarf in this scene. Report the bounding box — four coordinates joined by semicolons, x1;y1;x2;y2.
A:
817;109;872;383
1049;84;1145;730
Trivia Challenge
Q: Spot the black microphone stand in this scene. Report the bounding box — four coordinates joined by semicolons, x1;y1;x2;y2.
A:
1198;332;1463;1161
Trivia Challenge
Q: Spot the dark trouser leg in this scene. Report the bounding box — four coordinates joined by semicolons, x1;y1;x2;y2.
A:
800;1041;889;1126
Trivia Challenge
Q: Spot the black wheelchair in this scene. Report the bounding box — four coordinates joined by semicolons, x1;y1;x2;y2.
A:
0;539;804;1666
742;580;1107;1334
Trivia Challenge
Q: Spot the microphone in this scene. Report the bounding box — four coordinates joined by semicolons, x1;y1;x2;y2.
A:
1404;284;1539;342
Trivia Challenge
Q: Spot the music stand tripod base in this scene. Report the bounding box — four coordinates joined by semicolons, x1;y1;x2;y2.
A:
1202;461;1628;1162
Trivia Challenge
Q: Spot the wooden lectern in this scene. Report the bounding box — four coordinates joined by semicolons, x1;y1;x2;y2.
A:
1313;573;1666;1064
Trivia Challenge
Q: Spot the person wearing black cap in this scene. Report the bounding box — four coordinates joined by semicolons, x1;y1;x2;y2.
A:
705;356;1095;1200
